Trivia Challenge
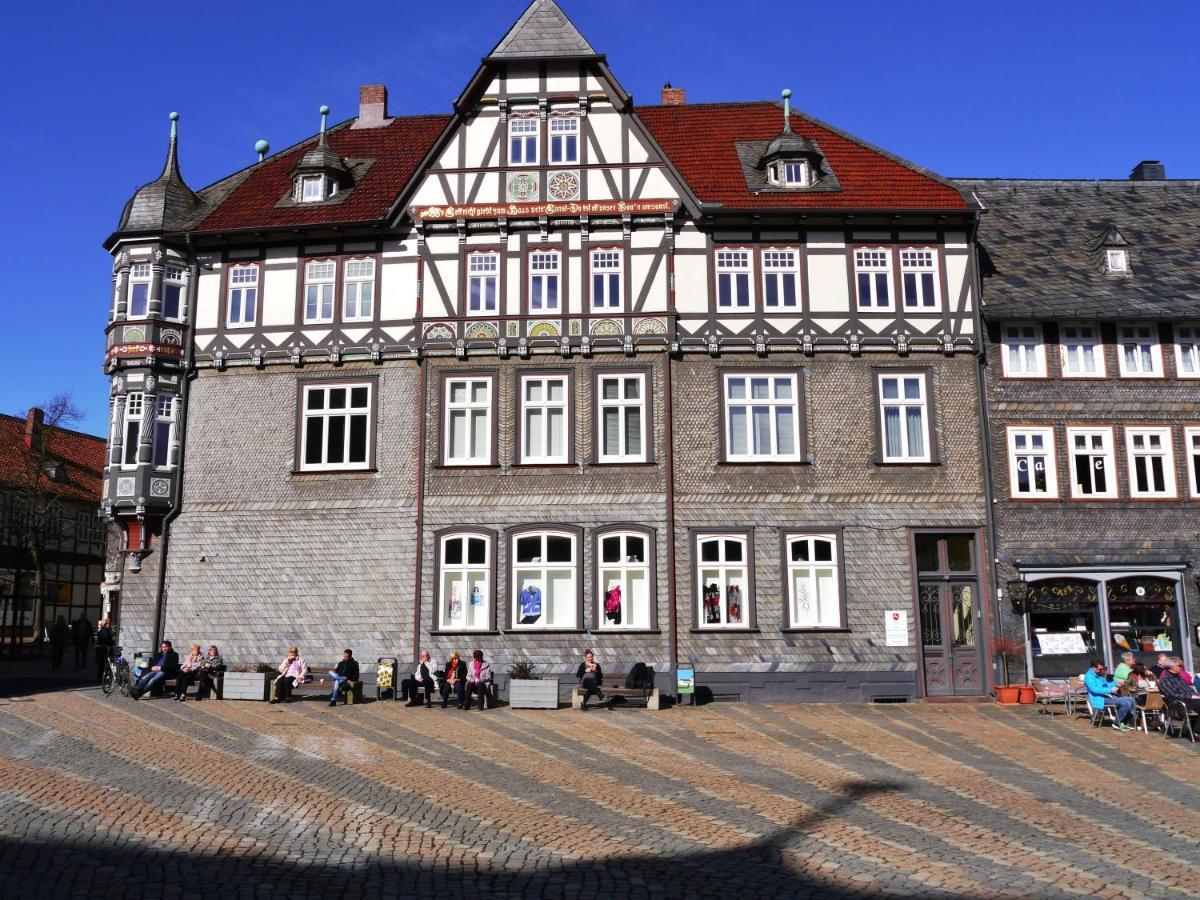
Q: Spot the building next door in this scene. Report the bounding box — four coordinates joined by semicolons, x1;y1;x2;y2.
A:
914;532;985;697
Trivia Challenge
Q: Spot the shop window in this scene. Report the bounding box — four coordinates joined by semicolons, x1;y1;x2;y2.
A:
1026;578;1100;678
1001;323;1046;377
299;382;373;471
1059;323;1104;377
696;534;751;629
1117;323;1163;378
1066;427;1116;499
785;534;841;628
437;532;492;631
1007;427;1057;498
1106;577;1180;660
511;529;578;629
723;372;803;462
1125;427;1175;498
443;376;493;466
597;373;647;463
519;374;570;464
596;529;653;630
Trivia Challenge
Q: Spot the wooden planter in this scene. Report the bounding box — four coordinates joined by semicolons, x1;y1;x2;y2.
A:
222;672;272;701
508;678;559;709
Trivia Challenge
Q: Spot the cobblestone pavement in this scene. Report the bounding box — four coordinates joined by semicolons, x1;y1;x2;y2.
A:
1;690;1198;899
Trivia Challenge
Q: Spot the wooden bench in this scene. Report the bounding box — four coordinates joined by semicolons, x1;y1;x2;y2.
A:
413;679;498;708
571;673;660;710
270;672;363;704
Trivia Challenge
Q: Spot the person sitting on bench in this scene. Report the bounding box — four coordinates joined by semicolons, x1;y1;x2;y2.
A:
463;649;492;711
272;646;307;703
440;652;465;709
174;644;206;701
401;650;436;707
196;645;225;700
131;641;179;699
327;649;360;707
575;649;605;710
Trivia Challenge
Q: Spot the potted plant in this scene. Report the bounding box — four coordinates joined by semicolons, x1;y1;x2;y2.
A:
506;658;559;709
222;662;276;701
992;637;1029;704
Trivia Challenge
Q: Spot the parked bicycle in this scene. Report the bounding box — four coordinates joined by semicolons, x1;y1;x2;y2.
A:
100;647;132;697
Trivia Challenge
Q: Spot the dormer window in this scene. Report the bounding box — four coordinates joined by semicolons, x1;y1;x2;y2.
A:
295;174;338;203
766;160;812;189
1106;249;1128;273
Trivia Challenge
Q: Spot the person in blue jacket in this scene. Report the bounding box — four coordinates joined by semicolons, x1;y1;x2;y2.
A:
1083;659;1134;731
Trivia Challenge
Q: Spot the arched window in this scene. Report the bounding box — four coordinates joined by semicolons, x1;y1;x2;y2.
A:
696;533;752;629
437;531;494;631
595;528;655;630
785;533;842;628
511;528;580;630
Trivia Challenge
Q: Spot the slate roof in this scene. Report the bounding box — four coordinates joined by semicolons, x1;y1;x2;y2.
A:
638;102;969;211
958;179;1200;319
0;415;105;504
113;131;208;238
487;0;596;60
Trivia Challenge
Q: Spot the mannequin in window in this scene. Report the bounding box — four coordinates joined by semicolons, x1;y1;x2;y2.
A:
704;583;721;624
520;584;542;625
604;584;622;625
727;585;743;624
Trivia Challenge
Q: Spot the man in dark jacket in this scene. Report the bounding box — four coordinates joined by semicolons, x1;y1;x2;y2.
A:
401;650;436;707
71;616;93;669
327;649;360;707
1158;658;1200;713
131;641;179;698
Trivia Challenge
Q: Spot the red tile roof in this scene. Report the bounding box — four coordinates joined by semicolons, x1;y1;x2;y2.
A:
195;114;449;233
638;101;969;211
0;414;105;503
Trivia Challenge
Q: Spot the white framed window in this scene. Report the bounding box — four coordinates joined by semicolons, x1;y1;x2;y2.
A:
1059;323;1104;377
762;249;799;308
342;259;375;321
1001;323;1046;377
1106;249;1128;273
467;252;499;314
783;162;809;186
128;263;152;317
786;534;841;628
227;265;259;327
597;373;646;463
520;374;569;464
854;248;892;309
590;249;623;310
529;251;560;312
443;377;492;466
151;395;177;469
299;382;373;472
163;265;185;321
723;373;802;462
121;392;144;468
878;373;931;463
1185;428;1200;498
299;175;324;202
512;530;578;629
1007;427;1057;498
437;532;492;631
716;249;752;308
1173;326;1200;378
1125;427;1176;498
697;535;750;629
597;531;652;630
304;260;336;324
509;117;539;165
1117;323;1163;378
900;248;939;309
1066;427;1117;499
549;117;579;164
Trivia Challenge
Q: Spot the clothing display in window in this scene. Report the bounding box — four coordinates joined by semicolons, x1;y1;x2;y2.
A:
520;584;543;624
727;585;743;624
470;585;483;608
449;584;464;621
704;583;721;624
605;584;622;625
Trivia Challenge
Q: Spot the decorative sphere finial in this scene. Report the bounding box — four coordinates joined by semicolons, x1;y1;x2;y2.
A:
169;111;180;121
319;105;330;115
780;89;792;99
254;139;270;161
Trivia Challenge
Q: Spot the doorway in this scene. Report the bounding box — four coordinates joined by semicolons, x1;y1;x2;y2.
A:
914;532;984;697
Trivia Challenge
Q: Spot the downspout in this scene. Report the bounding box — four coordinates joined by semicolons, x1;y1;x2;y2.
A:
151;235;199;646
412;357;427;667
664;349;678;681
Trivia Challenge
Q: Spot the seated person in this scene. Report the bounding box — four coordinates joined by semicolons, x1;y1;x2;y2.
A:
131;641;180;699
1112;651;1135;685
440;652;465;709
463;650;493;711
327;649;359;707
1158;658;1200;713
196;645;225;700
272;646;307;703
1151;653;1173;680
1083;660;1135;731
174;644;206;701
401;651;436;707
575;649;605;710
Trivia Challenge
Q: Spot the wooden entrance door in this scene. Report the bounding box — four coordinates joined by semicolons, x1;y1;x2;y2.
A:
915;534;984;697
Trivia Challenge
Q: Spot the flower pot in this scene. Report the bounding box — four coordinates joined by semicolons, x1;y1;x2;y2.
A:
222;671;272;701
508;678;559;709
1016;685;1036;704
995;685;1022;705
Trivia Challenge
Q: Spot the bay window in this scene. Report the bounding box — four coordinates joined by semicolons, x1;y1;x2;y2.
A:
696;534;751;629
151;395;177;469
549;117;579;164
785;533;842;628
343;259;375;321
163;266;184;320
1059;323;1104;377
121;392;144;468
509;118;539;165
227;265;258;327
519;374;570;464
597;372;647;463
596;529;653;630
443;376;493;466
304;260;336;324
529;251;560;312
723;372;802;462
129;263;151;317
1066;427;1116;499
299;382;373;471
467;252;499;314
716;249;752;308
590;249;623;310
511;529;578;629
1007;427;1057;498
762;249;799;308
854;248;892;309
877;372;931;463
1117;323;1163;377
437;531;493;631
900;248;939;309
1125;427;1175;498
1174;325;1200;378
1001;323;1046;377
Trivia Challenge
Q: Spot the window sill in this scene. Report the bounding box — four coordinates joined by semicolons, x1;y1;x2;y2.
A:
588;628;662;635
290;468;378;477
688;627;760;634
781;627;852;634
591;460;657;468
874;460;941;468
433;463;500;471
720;460;811;467
429;630;500;637
511;463;578;470
506;628;588;634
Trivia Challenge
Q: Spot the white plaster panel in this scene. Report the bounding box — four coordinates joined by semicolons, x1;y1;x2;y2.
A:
506;255;522;317
589;230;623;245
262;268;297;327
506;65;539;94
639;169;678;199
945;254;972;311
631;230;663;251
959;318;975;335
674;256;709;313
675;227;708;251
567;232;581;251
380;259;418;321
433;131;461;170
425;257;459;318
584;75;604;92
806;232;845;249
410;179;451;206
585;171;615;200
195;271;220;330
467;172;500;202
907;317;941;335
806;253;850;313
465;117;498;167
567;256;583;315
631;251;666;313
626;129;651;164
546;74;579;93
587;111;624;163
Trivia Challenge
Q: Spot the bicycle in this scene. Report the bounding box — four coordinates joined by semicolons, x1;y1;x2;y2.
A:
101;647;132;697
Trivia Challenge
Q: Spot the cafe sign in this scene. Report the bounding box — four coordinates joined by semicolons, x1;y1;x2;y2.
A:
413;199;676;221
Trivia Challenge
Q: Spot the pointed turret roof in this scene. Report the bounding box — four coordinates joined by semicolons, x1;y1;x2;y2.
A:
113;113;207;238
487;0;596;60
293;106;352;183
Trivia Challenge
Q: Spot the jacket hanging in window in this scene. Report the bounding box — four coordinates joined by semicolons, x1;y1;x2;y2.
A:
704;582;721;624
727;584;742;624
604;584;622;625
520;584;543;624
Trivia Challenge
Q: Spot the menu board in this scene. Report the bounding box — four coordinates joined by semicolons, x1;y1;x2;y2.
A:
1035;632;1088;655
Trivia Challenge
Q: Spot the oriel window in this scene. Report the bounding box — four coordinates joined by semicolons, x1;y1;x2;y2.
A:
129;263;152;318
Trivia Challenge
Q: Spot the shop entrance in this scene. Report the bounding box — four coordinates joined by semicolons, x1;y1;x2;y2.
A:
914;532;984;697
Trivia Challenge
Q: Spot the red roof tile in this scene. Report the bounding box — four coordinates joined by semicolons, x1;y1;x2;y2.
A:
638;101;968;211
195;114;449;233
0;415;105;503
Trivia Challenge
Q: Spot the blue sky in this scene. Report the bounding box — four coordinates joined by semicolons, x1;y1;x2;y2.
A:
1;0;1196;436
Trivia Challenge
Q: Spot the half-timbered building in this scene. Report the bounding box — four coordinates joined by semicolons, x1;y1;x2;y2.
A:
101;0;989;701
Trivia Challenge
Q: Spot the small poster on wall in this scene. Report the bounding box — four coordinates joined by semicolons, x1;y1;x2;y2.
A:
885;610;909;647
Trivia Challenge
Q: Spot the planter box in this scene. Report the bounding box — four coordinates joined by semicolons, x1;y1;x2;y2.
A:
508;678;559;709
222;672;272;701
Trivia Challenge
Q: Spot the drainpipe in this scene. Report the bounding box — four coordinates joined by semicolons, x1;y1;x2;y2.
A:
412;356;427;667
664;349;678;681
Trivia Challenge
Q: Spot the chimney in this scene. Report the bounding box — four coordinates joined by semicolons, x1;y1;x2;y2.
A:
661;82;686;106
1130;160;1165;181
352;84;392;129
23;407;43;450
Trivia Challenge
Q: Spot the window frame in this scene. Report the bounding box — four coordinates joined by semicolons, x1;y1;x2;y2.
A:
999;322;1047;378
295;378;376;473
874;368;935;465
692;529;755;631
1116;322;1164;379
593;525;658;632
853;246;894;311
127;263;152;319
1105;248;1128;273
1065;426;1118;500
516;370;574;466
302;258;337;325
1184;427;1200;499
120;392;144;470
548;116;579;165
528;248;562;313
508;116;540;166
162;265;186;322
1124;426;1177;499
594;368;651;465
718;369;806;464
1005;426;1059;499
433;527;498;633
507;525;584;631
225;263;260;329
342;257;377;323
899;247;941;311
782;161;809;187
781;529;847;631
465;250;502;316
714;247;754;309
440;371;498;468
589;246;625;312
761;247;801;310
151;394;178;470
1173;325;1200;379
1058;322;1106;378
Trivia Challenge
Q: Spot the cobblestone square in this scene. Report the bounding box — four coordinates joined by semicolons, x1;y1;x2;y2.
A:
1;689;1197;898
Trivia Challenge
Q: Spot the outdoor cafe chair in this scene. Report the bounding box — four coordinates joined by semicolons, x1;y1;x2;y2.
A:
1134;690;1165;734
1162;698;1198;743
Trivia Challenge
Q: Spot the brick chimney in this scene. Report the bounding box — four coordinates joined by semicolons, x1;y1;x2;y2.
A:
661;82;686;106
23;407;43;450
352;84;392;129
1130;160;1166;181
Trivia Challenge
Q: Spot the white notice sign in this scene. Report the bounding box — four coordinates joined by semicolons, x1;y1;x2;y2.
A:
1034;632;1087;655
885;610;909;647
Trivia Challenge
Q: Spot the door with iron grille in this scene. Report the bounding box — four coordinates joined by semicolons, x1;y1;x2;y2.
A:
914;533;984;697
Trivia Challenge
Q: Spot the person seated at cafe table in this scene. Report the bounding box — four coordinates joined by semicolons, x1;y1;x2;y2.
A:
1151;653;1172;680
1113;651;1136;685
1158;658;1200;714
1084;660;1135;731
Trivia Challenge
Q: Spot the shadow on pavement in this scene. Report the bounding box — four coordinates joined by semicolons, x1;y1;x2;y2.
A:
0;658;97;699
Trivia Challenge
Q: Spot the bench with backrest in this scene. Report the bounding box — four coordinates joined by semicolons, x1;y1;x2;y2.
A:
571;672;660;710
270;669;363;704
411;676;498;707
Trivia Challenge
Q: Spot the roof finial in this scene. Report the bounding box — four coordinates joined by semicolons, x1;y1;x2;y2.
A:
780;89;792;134
255;139;270;162
319;105;330;144
169;111;179;140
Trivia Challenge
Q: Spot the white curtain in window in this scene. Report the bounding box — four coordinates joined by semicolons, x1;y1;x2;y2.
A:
905;408;925;458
